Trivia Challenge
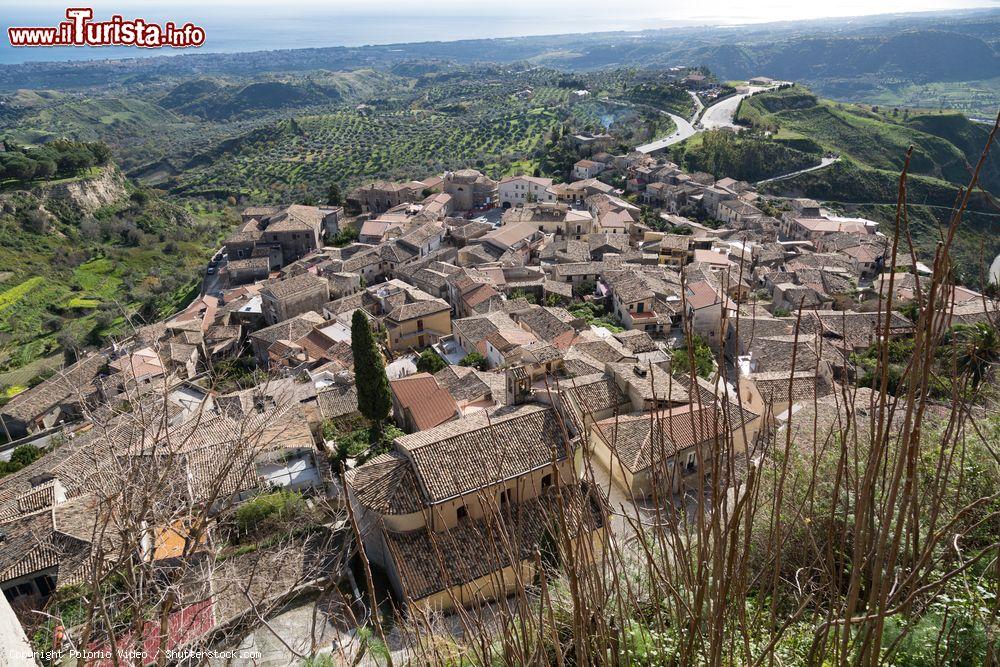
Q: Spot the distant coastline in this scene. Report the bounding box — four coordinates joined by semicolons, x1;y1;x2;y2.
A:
0;14;689;65
1;6;996;66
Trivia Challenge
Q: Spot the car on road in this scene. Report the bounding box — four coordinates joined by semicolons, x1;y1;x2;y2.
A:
207;266;216;275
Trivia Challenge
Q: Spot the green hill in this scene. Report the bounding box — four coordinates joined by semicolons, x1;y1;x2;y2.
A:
622;81;695;118
0;166;235;380
737;85;999;192
158;70;403;121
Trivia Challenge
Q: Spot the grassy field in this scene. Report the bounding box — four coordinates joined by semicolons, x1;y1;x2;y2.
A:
820;77;1000;120
737;85;1000;286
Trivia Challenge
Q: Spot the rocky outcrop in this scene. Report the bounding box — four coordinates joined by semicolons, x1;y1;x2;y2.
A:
34;165;128;215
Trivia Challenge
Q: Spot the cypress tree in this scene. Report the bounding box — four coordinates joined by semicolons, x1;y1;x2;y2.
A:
351;309;391;433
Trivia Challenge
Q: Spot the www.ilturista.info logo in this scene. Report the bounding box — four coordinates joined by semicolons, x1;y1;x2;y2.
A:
8;8;206;49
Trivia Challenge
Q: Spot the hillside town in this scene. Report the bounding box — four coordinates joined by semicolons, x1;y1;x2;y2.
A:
1;78;997;663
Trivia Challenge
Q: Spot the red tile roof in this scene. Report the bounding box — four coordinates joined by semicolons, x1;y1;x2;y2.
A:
390;373;459;431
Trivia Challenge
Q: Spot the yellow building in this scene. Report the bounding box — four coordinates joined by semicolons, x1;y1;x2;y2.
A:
588;398;759;499
366;279;452;352
345;403;606;611
384;300;451;352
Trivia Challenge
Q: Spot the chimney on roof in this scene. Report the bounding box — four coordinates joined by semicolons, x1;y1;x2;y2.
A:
505;365;531;405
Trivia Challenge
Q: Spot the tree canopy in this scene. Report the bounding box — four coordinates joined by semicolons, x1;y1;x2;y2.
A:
351;310;392;430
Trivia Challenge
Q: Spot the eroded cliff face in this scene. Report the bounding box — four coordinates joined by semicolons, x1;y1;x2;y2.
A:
36;165;129;215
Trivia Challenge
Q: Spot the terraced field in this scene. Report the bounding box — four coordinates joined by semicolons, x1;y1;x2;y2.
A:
175;103;563;201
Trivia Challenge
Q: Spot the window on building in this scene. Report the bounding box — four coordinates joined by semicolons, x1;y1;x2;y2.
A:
541;473;553;489
5;582;34;599
456;505;468;522
499;488;512;507
686;452;697;471
35;575;55;596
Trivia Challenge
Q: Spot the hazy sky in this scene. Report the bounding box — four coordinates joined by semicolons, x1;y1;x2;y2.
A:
10;0;1000;24
4;0;998;64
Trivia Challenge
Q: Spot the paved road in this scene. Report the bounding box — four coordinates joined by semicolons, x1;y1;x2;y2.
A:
756;156;840;185
599;97;697;154
687;90;704;122
699;85;775;131
627;84;782;154
991;252;1000;285
636;112;698;153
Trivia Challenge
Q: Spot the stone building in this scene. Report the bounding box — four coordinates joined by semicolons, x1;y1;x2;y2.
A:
260;273;331;326
442;169;498;211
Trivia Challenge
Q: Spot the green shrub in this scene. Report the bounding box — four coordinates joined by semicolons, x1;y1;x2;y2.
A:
416;348;446;373
234;490;306;533
671;335;715;378
459;352;489;371
0;444;44;478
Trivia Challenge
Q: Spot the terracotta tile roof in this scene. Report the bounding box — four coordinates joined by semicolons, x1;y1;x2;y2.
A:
380;241;416;264
685;281;735;311
316;383;360;420
384;484;604;602
249;312;325;346
569;339;626;363
434;365;492;403
608;361;692;405
512;306;576;349
359;219;394;239
395;404;572;503
609;272;655;304
593;404;739;473
390;373;459;431
521;341;563;365
613;330;658;354
747;370;832;405
261;272;328;300
1;353;108;425
345;451;424;515
559;372;631;432
463;283;501;309
263;204;324;232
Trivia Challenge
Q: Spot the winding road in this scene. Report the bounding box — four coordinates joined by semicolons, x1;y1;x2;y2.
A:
631;84;780;154
635;113;698;154
699;85;773;130
598;96;697;155
756;156;840;185
624;81;841;184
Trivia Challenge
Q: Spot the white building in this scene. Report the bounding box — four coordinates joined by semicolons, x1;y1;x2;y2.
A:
498;175;556;208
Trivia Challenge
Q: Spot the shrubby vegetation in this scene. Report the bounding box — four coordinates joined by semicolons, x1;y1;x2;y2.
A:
567;301;622;332
622;81;695;117
459;351;489;371
0;139;111;185
678;129;819;182
0;444;44;477
0;185;236;377
670;334;715;378
416;348;446;374
233;489;308;534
